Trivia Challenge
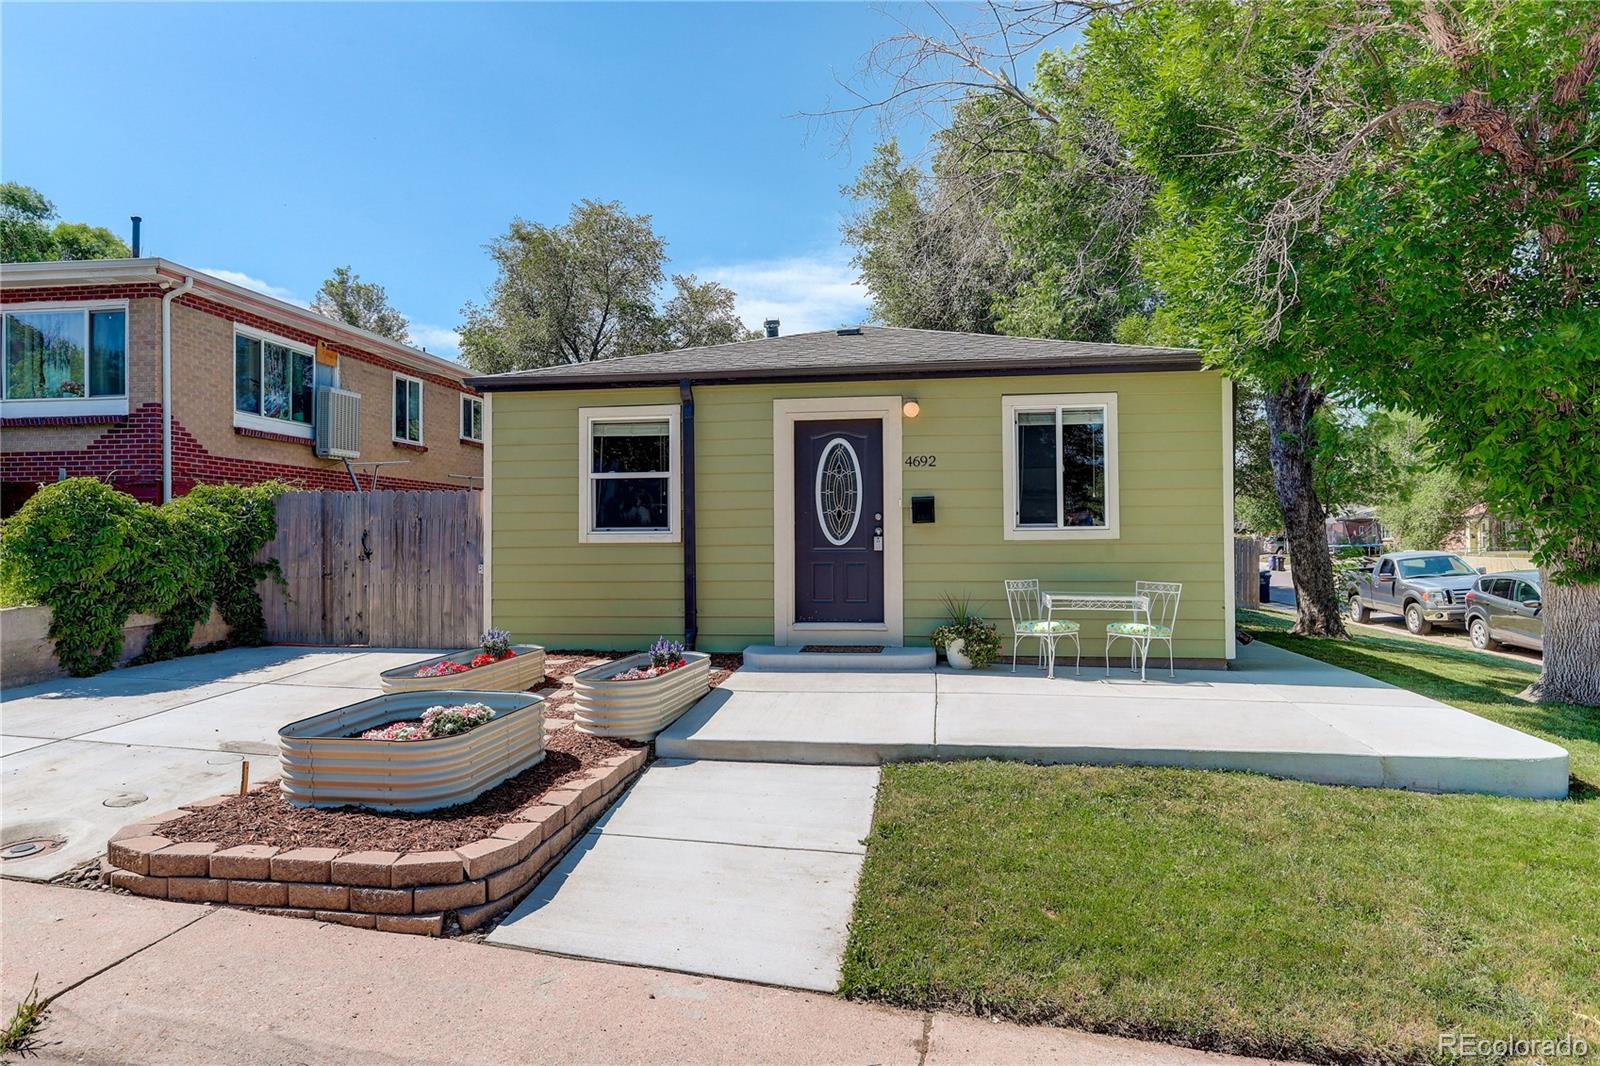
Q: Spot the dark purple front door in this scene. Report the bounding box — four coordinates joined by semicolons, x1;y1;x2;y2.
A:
795;419;884;624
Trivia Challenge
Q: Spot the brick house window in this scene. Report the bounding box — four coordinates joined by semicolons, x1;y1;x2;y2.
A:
234;326;320;440
393;373;424;444
1;303;128;417
460;395;483;442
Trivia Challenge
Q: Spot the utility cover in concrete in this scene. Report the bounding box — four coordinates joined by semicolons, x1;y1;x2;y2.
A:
489;760;878;991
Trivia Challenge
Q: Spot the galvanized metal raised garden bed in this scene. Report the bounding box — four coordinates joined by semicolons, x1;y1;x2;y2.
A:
572;652;711;741
379;644;547;694
278;690;544;812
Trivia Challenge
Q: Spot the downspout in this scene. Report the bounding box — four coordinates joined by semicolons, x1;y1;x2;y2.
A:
161;275;195;502
679;379;698;649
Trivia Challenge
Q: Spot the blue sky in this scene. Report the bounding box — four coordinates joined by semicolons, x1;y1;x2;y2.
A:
1;2;982;359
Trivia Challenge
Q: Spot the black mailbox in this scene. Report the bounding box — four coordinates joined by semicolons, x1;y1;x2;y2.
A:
911;495;936;524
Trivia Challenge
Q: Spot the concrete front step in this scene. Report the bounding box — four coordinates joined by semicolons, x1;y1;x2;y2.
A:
741;644;935;672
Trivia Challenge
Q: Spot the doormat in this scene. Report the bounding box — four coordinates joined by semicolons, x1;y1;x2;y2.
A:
799;645;885;654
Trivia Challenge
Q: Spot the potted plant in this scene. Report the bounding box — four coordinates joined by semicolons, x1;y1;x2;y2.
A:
573;636;711;740
379;628;547;693
929;594;1002;670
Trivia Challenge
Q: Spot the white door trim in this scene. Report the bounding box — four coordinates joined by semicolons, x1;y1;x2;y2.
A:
773;396;904;647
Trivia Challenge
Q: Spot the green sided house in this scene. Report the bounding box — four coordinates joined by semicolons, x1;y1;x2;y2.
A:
468;327;1236;667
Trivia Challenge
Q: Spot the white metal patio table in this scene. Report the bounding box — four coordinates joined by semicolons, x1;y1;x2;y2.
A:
1041;592;1152;680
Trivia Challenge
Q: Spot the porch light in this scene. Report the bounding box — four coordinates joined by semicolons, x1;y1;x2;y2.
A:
902;399;921;418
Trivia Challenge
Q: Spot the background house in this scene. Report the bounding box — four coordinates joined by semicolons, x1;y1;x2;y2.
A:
472;327;1234;666
1326;506;1387;554
0;258;482;514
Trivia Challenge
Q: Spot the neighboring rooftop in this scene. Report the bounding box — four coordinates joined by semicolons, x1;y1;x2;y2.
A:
465;326;1202;391
0;257;468;381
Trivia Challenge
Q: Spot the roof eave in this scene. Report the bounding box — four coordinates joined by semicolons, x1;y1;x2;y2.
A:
466;352;1205;393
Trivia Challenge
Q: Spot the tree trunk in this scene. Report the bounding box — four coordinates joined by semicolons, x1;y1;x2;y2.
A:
1530;567;1600;707
1263;375;1348;638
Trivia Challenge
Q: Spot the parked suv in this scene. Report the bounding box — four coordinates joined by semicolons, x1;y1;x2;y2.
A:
1464;570;1544;653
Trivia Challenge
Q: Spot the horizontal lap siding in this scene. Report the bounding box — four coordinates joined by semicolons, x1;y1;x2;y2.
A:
490;386;682;649
900;373;1226;660
489;372;1227;659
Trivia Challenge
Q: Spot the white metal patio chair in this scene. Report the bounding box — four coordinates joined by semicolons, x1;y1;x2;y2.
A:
1005;579;1081;676
1105;580;1183;680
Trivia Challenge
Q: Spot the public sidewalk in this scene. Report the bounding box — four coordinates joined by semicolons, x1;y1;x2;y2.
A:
1;879;1263;1066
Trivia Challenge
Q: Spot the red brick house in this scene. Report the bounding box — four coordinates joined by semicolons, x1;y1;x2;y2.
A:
0;258;483;514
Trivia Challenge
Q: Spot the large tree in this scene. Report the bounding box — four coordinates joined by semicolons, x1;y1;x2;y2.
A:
459;200;667;373
1;183;130;263
460;201;762;372
840;1;1600;703
842;139;1018;333
1082;0;1599;700
310;266;410;341
656;274;759;350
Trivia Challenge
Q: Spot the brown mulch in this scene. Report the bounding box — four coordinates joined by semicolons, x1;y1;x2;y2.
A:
161;726;638;853
157;649;745;854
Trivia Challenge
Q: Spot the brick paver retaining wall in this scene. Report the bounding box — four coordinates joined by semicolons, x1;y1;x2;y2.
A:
103;748;647;936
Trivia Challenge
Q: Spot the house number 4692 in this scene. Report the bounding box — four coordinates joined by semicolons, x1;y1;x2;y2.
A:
904;454;937;467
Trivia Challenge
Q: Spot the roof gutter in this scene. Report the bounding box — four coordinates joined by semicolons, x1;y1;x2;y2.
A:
161;274;195;502
679;379;698;650
466;353;1205;393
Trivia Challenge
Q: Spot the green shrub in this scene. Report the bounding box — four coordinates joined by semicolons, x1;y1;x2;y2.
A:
0;478;287;676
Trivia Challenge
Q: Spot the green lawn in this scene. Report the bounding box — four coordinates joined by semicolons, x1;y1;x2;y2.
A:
841;612;1598;1064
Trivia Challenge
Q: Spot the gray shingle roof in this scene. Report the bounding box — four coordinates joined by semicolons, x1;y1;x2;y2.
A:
465;327;1201;391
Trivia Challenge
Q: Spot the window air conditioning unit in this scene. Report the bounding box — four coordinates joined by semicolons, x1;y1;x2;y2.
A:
315;386;361;458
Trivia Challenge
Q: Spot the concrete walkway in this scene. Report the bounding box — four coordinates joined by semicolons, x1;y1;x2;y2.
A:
657;640;1568;799
489;760;878;991
0;879;1264;1065
1;646;435;879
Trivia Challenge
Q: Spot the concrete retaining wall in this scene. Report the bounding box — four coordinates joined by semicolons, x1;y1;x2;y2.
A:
1;604;230;689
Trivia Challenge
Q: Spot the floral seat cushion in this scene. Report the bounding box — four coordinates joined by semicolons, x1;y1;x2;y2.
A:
1106;621;1173;639
1014;619;1080;635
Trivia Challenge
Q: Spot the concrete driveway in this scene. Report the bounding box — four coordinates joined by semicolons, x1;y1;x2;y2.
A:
1;646;435;880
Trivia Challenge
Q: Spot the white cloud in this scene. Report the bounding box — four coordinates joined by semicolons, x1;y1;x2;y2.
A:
407;323;462;358
199;268;309;308
695;250;869;337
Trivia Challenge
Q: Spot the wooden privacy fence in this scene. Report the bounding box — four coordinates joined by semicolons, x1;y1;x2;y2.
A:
1235;536;1265;609
258;490;483;649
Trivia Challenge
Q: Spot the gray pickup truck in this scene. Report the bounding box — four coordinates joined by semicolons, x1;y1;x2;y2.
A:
1347;550;1482;635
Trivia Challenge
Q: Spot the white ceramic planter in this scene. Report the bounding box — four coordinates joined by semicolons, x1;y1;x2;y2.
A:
573;652;711;741
380;644;546;694
945;638;974;670
278;690;544;812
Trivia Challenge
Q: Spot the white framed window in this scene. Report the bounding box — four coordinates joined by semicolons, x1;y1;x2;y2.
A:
233;325;321;439
578;404;680;543
393;373;424;444
1001;392;1119;540
460;394;483;442
1;301;129;417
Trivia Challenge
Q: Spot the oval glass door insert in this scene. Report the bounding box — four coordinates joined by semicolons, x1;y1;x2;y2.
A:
815;438;862;546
